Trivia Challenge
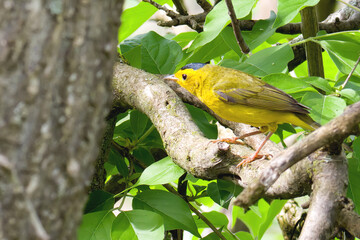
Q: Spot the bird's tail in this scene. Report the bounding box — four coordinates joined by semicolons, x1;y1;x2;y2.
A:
295;113;321;131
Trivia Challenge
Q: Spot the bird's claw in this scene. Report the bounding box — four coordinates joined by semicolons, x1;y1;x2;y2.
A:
236;154;272;167
211;137;245;145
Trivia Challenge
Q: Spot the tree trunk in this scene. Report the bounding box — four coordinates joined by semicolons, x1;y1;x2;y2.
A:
0;1;123;239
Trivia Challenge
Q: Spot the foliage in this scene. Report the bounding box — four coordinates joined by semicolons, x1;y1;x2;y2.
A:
78;0;360;239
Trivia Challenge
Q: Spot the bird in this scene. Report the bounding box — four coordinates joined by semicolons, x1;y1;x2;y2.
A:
165;63;320;167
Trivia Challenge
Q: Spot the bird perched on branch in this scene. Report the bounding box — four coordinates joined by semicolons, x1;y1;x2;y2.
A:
165;63;320;166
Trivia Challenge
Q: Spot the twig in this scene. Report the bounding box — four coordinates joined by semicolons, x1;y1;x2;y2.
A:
158;13;206;32
233;101;360;209
341;54;360;89
172;0;188;15
143;0;204;32
188;203;227;240
224;0;250;54
142;0;179;18
196;0;212;12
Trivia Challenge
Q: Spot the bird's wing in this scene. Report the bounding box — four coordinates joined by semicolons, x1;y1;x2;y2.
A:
214;82;310;114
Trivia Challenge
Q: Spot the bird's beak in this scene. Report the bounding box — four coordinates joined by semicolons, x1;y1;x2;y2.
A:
164;74;178;81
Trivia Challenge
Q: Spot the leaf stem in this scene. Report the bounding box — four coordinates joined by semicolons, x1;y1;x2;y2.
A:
340;54;360;90
289;30;360;47
137;125;155;145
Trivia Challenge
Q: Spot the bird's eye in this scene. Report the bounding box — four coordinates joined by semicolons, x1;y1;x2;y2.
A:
182;74;187;80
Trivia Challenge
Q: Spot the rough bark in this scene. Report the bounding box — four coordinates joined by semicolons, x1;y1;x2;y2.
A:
0;1;123;239
113;63;360;239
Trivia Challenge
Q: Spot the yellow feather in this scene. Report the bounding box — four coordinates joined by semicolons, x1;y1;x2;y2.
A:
173;64;319;133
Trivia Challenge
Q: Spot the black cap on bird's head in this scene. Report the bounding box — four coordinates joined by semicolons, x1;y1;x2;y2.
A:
181;63;206;70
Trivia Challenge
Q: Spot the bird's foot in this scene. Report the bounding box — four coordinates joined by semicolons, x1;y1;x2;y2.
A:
236;153;271;167
211;137;245;145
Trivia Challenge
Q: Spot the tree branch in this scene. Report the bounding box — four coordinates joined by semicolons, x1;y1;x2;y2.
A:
172;0;188;16
233;101;360;209
113;63;360;237
339;202;360;237
299;152;348;239
195;0;212;12
224;0;250;54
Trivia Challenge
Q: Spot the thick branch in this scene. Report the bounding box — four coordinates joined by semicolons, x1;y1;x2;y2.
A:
113;63;313;198
114;64;360;236
299;152;348;239
339;205;360;237
234;101;360;209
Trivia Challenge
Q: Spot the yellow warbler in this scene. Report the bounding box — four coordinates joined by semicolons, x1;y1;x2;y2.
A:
165;63;319;166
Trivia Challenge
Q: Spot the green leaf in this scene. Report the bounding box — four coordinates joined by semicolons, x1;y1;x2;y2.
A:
186;104;218;139
243;44;294;76
336;75;360;105
132;147;155;166
114;118;136;142
130;110;149;139
232;199;285;239
118;2;155;42
189;0;256;51
108;147;129;177
105;162;119;177
194;211;228;229
207;180;242;209
181;28;232;65
133;190;200;237
353;136;360;160
77;211;115;240
118;0;171;42
301;92;347;125
222;44;294;77
120;31;183;74
262;73;314;94
220;60;268;77
191;184;207;196
233;205;262;236
172;32;198;48
235;231;254;240
242;11;277;50
258;199;287;239
84;190;115;214
347;156;360;214
133;157;185;187
316;31;360;75
221;44;294;77
273;0;320;28
339;88;360;104
220;27;243;57
302;76;333;94
111;210;164;240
